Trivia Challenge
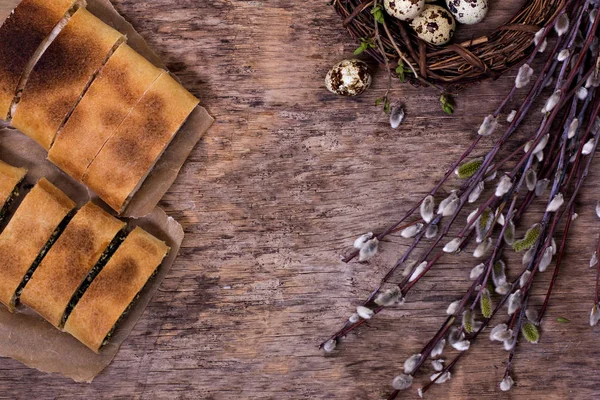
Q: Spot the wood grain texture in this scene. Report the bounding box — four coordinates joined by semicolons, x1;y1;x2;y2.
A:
1;0;600;399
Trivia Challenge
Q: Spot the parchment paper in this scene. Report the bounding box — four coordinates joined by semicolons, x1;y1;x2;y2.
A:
0;0;215;218
0;0;212;382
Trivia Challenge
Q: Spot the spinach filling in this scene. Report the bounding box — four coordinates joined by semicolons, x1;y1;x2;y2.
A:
59;230;127;328
101;268;159;349
11;209;76;308
0;186;20;225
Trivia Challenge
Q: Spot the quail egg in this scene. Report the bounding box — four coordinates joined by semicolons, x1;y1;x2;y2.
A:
325;59;371;96
446;0;489;25
410;5;456;46
384;0;425;21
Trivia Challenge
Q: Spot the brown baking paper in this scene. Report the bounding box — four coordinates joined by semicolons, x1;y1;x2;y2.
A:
0;0;214;218
0;0;211;382
0;129;184;383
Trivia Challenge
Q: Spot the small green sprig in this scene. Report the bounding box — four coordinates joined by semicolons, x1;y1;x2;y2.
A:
440;94;455;115
371;5;385;24
395;60;412;83
354;37;377;55
376;96;391;114
513;223;541;252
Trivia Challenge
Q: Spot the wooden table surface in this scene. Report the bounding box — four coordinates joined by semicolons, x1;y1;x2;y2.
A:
2;0;600;399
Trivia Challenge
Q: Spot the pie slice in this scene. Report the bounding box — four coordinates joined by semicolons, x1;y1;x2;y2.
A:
10;7;125;150
83;71;199;212
0;0;80;120
20;201;126;327
0;159;27;222
48;44;163;181
0;178;75;311
63;226;169;352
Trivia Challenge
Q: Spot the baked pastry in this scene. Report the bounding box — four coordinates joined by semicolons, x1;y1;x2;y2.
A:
83;71;199;212
0;0;80;120
0;159;27;222
10;7;125;150
21;201;125;327
0;178;75;311
63;226;169;352
48;44;163;181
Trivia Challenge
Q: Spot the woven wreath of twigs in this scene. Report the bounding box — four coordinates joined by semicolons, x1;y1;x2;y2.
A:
333;0;566;90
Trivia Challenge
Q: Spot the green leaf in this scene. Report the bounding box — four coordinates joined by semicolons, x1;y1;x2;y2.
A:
354;38;376;55
556;317;570;323
383;97;391;114
456;159;483;179
521;322;540;343
513;223;541;252
396;62;406;83
371;5;385;24
375;98;383;106
440;94;455;115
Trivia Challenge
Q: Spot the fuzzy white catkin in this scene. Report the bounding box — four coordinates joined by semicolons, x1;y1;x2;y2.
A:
404;354;421;374
478;115;498;136
538;38;548;53
421;195;435;223
437;192;458;215
590;251;598;268
526;308;539;323
356;306;374;320
519;270;531;288
596;201;600;219
470;263;485;280
546;193;564;212
431;359;444;372
359;238;379;261
591;304;600;327
451;339;470;351
442;198;459;217
468;181;485;203
490;324;513;342
557;49;570;61
390;106;405;129
446;300;460;315
495;176;512;197
409;261;428;282
577;87;589;101
582;139;595;155
535;150;544;163
349;313;360;323
555;13;570;36
539;246;554;272
425;223;438;239
431;371;451;384
503;339;515;351
392;374;413;391
507;109;517;122
508;290;523;315
515;64;534;88
354;232;373;249
496;211;505;226
443;238;462;253
467;209;478;224
533;28;544;45
496;283;511;295
535;178;550;196
323;339;336;352
473;239;492;258
500;376;515;392
522;248;534;266
542;91;561;113
591;9;598;24
533;134;549;154
525;169;537;191
401;223;423;238
568;118;579;139
430;339;446;357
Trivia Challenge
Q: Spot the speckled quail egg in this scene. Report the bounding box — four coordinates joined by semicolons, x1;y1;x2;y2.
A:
325;59;371;96
410;5;456;46
446;0;488;25
384;0;425;22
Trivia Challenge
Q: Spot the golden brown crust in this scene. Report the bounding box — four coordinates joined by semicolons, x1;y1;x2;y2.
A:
48;44;162;181
83;72;199;212
20;202;125;327
0;159;27;206
10;8;124;150
0;0;77;120
63;226;168;352
0;178;75;311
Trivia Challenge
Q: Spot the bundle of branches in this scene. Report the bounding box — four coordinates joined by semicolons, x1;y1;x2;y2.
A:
333;0;565;89
321;0;600;397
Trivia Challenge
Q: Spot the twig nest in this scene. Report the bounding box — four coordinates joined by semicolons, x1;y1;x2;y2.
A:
384;0;425;22
325;59;371;96
410;5;456;46
446;0;488;25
